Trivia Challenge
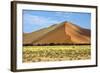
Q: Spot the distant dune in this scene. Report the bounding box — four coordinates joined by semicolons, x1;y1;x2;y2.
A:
23;21;91;45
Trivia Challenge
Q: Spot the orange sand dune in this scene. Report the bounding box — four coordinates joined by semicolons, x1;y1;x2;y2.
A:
23;21;91;45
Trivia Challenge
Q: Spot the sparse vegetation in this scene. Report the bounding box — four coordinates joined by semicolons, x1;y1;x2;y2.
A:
23;45;91;62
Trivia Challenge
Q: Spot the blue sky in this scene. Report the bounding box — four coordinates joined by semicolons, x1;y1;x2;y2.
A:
23;10;91;33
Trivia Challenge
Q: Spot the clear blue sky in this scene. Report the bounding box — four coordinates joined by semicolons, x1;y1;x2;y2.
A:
23;10;91;33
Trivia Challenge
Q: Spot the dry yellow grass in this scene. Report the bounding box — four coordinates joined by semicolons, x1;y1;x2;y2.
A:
23;45;91;62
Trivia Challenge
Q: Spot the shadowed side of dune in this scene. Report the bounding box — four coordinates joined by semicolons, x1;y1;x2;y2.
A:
64;22;91;44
